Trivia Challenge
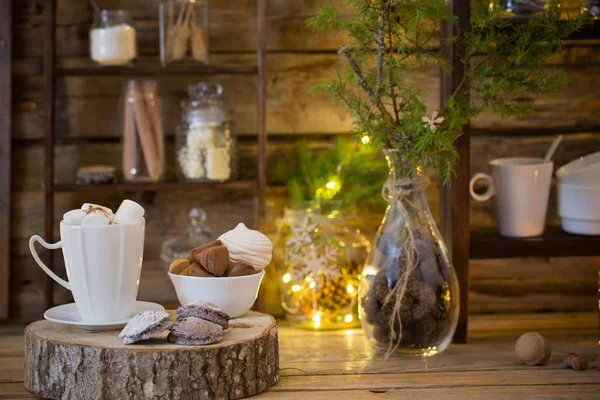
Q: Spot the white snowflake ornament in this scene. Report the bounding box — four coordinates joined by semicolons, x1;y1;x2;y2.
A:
289;245;340;283
422;111;445;132
286;216;318;252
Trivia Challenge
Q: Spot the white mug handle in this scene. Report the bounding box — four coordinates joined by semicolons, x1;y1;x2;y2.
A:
469;173;495;202
29;235;71;291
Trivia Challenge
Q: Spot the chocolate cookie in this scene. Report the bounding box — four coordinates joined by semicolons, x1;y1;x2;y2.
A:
190;262;214;277
119;310;172;345
176;300;230;329
190;240;222;262
169;258;190;274
167;317;224;345
226;262;256;277
198;245;229;276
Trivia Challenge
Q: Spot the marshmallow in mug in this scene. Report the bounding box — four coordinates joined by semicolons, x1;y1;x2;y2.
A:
62;200;145;226
112;200;145;225
81;203;113;217
63;209;86;225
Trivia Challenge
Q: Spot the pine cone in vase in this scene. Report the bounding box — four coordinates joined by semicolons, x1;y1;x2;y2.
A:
291;271;357;317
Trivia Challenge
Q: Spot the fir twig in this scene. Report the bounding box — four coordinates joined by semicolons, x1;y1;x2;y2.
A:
309;0;587;184
375;0;386;102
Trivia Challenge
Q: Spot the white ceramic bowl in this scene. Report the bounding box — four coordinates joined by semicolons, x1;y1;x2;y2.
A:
557;183;600;235
556;151;600;185
169;270;265;318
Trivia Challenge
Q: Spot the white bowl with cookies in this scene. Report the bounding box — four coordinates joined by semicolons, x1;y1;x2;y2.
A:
168;223;272;318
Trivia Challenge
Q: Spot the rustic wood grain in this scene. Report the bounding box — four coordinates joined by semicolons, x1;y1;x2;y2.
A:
6;0;600;322
2;322;598;399
10;58;600;140
42;0;56;310
439;0;471;344
0;0;12;320
24;312;279;400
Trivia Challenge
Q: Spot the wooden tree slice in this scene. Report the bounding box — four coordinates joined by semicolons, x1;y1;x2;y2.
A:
24;311;279;400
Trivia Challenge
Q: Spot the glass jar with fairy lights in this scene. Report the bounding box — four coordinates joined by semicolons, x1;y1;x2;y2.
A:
176;83;237;182
274;202;370;329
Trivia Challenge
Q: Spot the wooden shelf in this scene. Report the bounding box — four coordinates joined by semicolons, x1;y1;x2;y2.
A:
54;180;257;193
567;19;600;40
470;227;600;259
56;64;258;77
500;19;600;41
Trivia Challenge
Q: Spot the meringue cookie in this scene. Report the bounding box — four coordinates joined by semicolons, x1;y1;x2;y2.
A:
218;223;273;270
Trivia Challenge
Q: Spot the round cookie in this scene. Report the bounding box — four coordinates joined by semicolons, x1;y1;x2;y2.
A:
169;258;190;275
167;317;224;345
119;310;172;345
176;300;230;329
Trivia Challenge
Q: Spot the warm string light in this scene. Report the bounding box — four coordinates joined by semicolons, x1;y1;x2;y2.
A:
346;283;355;294
312;312;321;328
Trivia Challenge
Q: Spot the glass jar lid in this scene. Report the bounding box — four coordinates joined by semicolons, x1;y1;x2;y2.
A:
160;207;216;263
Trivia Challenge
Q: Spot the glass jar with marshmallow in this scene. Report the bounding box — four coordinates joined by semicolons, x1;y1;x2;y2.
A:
176;83;237;182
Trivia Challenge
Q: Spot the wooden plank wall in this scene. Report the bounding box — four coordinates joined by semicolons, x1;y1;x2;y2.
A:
0;0;12;320
8;0;600;321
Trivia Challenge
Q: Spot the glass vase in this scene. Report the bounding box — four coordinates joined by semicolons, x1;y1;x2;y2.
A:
359;150;459;356
275;202;370;329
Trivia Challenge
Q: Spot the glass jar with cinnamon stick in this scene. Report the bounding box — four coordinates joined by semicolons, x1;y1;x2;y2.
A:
159;0;209;66
122;80;165;182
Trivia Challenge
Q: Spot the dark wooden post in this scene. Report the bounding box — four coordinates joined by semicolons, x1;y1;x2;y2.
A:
43;0;57;309
440;0;471;344
256;0;267;231
0;0;12;320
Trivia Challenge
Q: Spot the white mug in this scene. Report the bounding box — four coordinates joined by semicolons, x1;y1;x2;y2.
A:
469;158;553;238
29;219;145;323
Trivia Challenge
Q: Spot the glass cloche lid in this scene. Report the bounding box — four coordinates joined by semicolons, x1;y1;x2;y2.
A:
160;207;216;263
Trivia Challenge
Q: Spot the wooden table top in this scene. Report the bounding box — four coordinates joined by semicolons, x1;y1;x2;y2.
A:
1;321;599;399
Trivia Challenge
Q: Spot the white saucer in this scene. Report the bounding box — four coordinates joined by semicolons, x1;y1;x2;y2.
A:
44;301;166;331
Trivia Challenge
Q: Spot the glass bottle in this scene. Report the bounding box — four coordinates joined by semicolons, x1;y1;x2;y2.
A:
122;80;165;182
359;150;459;356
176;83;237;182
488;0;547;17
89;10;137;66
161;208;216;263
159;0;209;66
583;0;600;17
275;202;370;329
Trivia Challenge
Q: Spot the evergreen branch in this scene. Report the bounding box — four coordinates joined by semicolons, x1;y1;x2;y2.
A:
375;0;386;103
311;0;588;183
338;45;396;131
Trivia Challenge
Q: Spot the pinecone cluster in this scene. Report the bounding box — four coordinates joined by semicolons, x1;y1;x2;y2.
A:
361;262;453;349
291;272;357;318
